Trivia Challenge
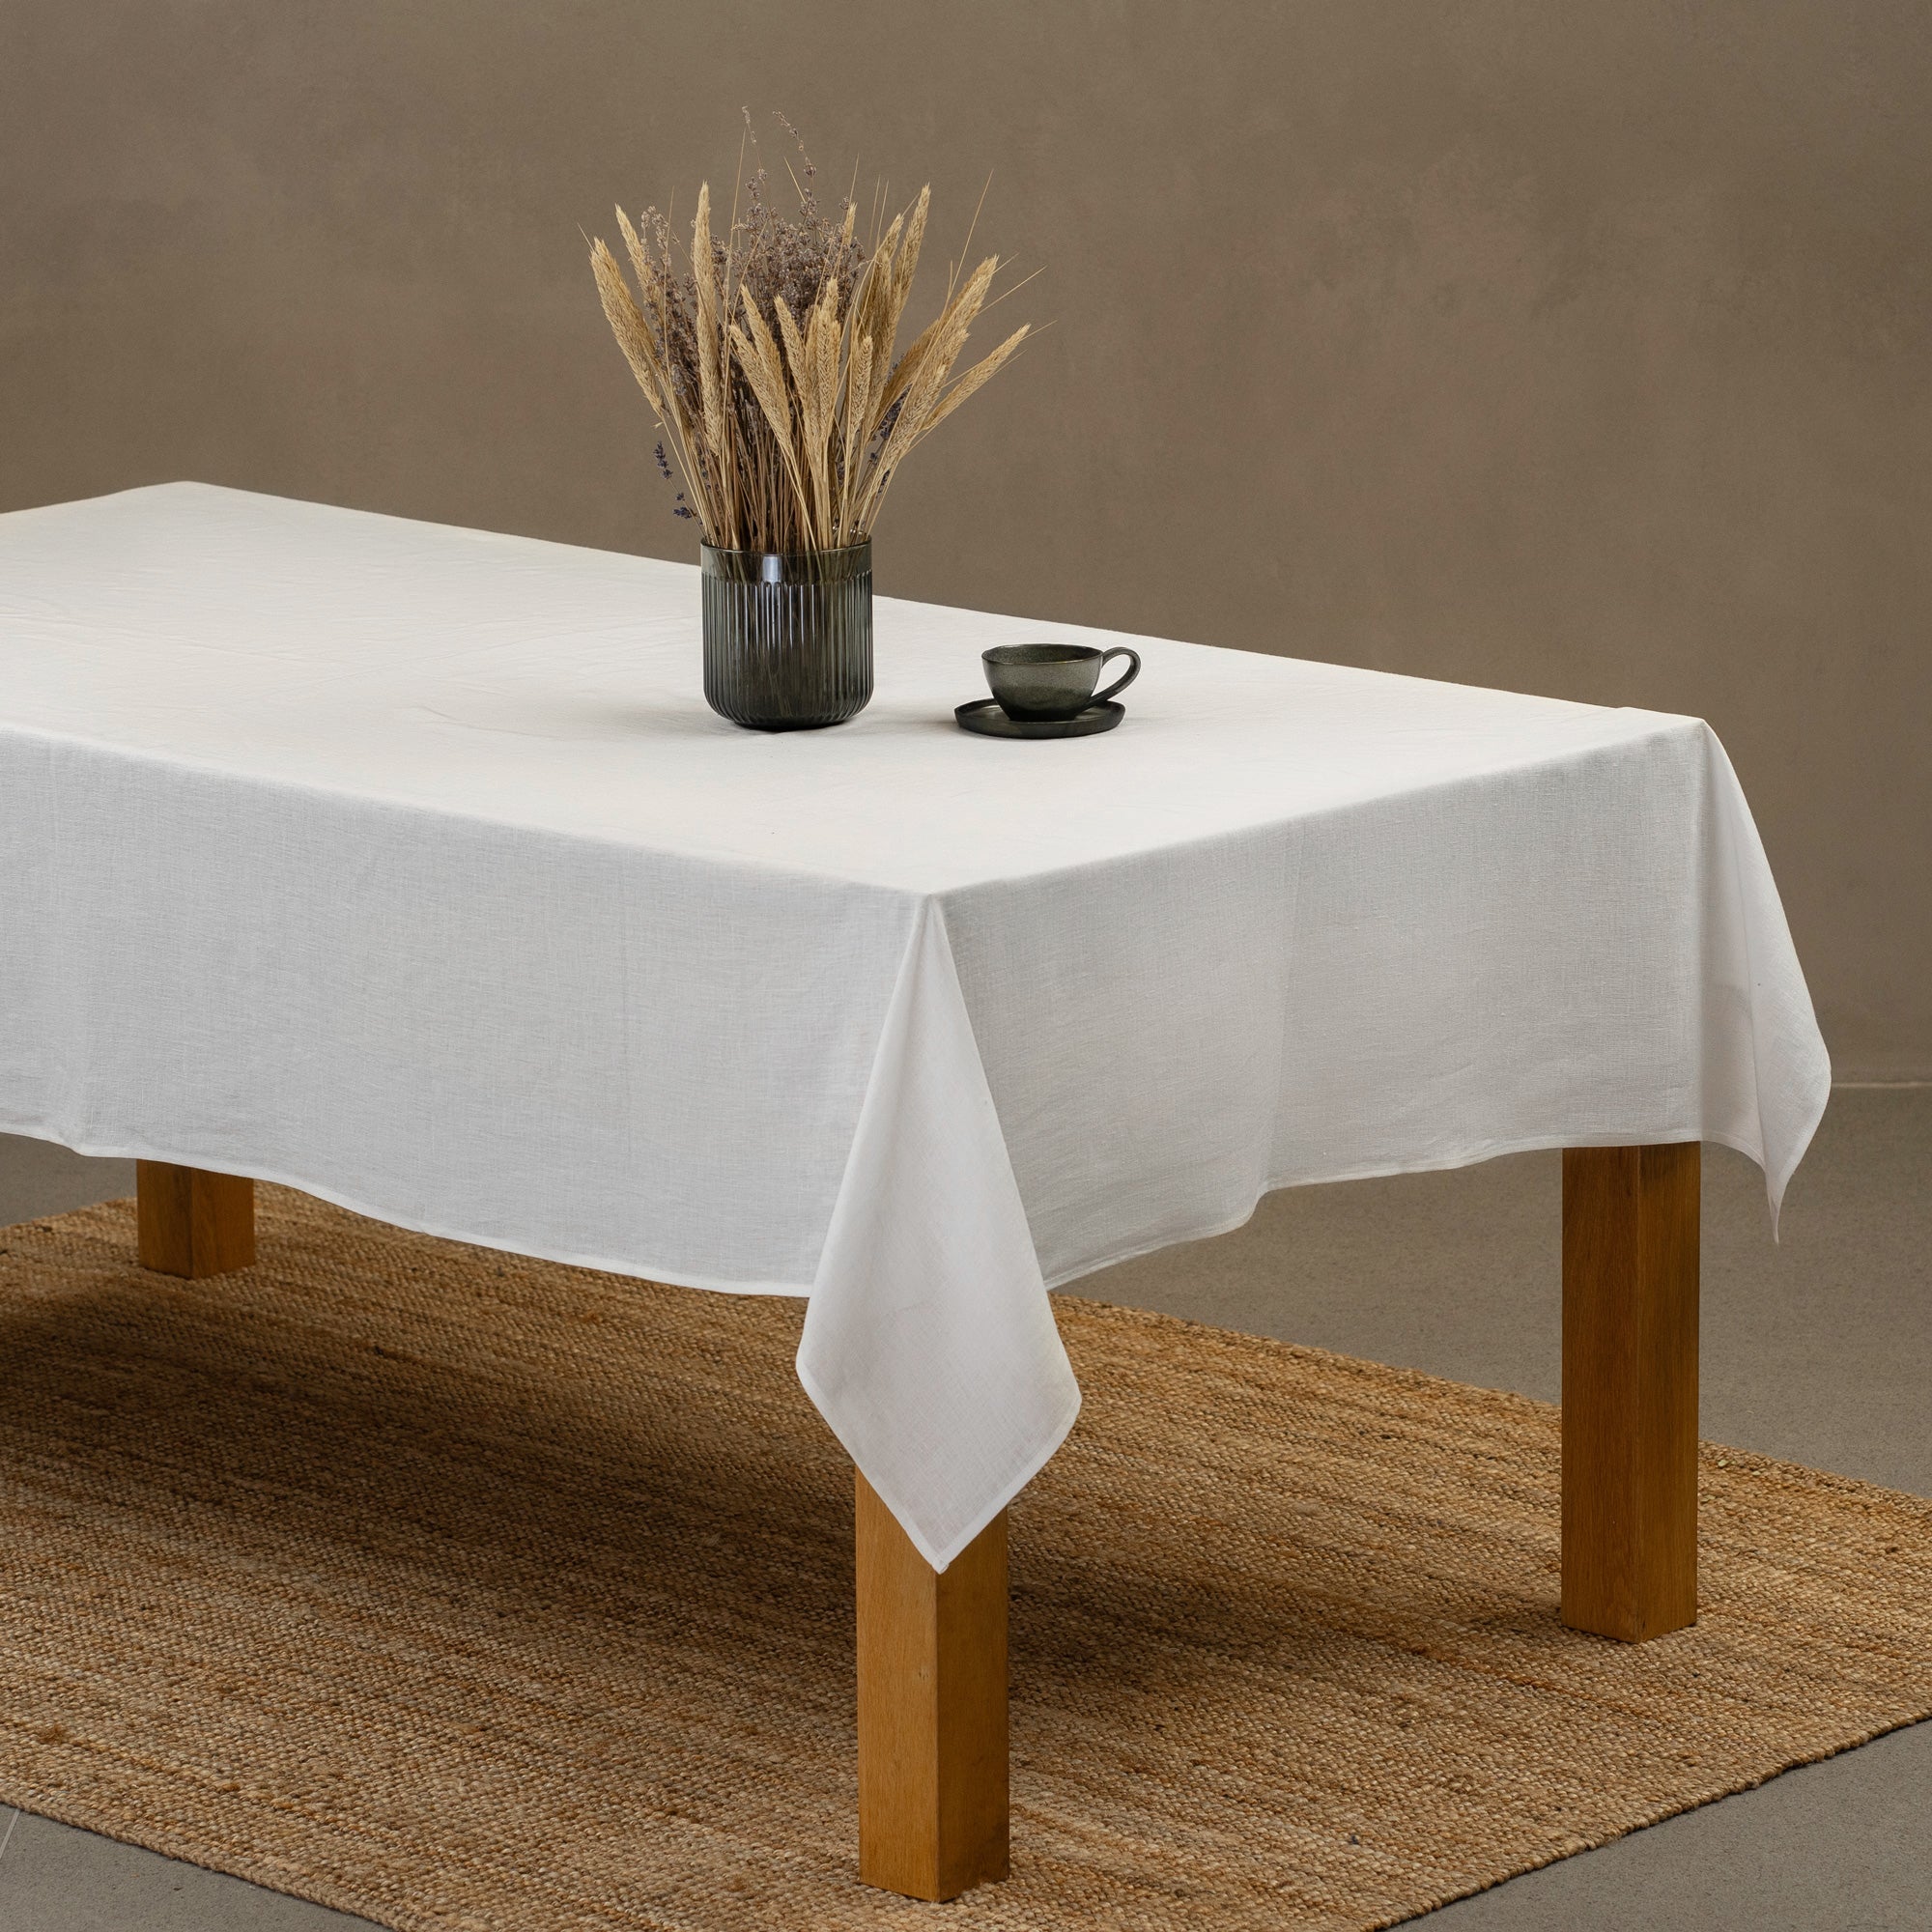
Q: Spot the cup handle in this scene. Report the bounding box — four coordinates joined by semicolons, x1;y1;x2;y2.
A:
1094;646;1141;707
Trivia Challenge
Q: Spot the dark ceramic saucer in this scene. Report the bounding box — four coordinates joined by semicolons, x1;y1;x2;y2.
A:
954;698;1124;740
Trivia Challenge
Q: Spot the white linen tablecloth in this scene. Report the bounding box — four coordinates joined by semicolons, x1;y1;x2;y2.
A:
0;484;1831;1567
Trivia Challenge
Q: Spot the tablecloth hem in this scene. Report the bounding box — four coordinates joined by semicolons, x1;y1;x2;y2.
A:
1759;1089;1831;1242
4;1111;1823;1304
1040;1123;1801;1292
794;1350;1081;1573
0;1118;816;1299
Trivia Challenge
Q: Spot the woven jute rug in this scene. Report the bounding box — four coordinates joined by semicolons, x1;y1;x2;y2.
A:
0;1189;1927;1930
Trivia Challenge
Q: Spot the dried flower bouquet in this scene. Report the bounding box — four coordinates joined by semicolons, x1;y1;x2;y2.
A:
590;139;1030;555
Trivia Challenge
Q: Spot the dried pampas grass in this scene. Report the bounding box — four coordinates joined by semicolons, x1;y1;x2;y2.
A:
590;121;1033;554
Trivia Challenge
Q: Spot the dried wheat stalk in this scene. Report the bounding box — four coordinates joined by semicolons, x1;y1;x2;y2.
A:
590;128;1032;554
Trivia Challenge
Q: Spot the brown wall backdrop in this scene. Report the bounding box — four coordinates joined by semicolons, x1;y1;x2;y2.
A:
5;2;1928;1076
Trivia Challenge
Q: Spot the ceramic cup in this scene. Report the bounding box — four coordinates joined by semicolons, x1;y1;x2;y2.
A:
982;641;1141;722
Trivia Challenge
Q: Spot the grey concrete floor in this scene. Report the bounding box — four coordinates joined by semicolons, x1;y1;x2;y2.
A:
0;1088;1926;1929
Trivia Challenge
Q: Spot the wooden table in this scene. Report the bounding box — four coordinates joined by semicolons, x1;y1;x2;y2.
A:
135;1140;1699;1901
14;484;1817;1909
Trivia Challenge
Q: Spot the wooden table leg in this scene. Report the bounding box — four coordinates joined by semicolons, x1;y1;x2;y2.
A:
1561;1142;1699;1641
136;1160;256;1279
855;1471;1009;1899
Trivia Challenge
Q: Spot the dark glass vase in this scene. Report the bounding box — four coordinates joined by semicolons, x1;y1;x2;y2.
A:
700;541;873;730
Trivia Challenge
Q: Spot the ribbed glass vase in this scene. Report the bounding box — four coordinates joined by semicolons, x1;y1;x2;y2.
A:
700;541;873;730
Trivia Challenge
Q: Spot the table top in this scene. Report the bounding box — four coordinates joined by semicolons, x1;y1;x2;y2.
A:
0;482;1695;895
